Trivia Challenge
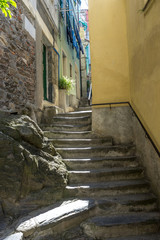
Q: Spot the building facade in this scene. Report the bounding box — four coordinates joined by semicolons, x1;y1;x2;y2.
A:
89;0;160;201
58;0;83;109
79;8;91;100
0;0;83;121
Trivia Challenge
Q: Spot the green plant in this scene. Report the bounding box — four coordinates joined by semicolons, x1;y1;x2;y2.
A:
0;0;17;18
59;76;73;93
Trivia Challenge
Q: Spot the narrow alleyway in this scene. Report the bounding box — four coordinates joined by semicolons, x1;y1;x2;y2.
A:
1;0;160;239
5;107;160;239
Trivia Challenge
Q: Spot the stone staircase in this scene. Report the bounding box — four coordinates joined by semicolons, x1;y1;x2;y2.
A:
4;107;160;239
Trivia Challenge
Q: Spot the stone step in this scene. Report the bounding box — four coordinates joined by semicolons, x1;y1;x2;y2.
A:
65;179;150;198
81;212;160;239
64;156;139;170
105;232;160;240
48;138;113;148
51;115;91;125
3;232;23;240
95;193;157;213
58;110;92;117
3;195;158;240
78;98;90;107
77;106;92;111
13;199;96;239
56;145;135;159
44;130;92;139
41;123;92;132
68;167;144;184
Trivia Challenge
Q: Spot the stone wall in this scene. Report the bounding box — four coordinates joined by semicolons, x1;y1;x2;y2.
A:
92;106;134;144
0;0;36;113
92;105;160;204
132;114;160;205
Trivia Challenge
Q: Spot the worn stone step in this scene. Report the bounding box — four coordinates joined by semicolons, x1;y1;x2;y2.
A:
44;130;92;139
96;193;157;213
105;232;160;240
65;179;150;198
41;123;92;132
68;167;144;184
48;138;113;148
4;195;157;240
13;199;95;239
56;145;135;158
3;232;23;240
77;107;92;111
51;115;91;125
64;156;138;170
81;212;160;239
58;110;92;117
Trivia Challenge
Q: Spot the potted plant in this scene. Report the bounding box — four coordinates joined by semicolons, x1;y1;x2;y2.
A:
59;76;74;111
59;76;73;93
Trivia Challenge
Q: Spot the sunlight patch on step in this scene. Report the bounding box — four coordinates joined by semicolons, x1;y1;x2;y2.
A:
16;200;92;234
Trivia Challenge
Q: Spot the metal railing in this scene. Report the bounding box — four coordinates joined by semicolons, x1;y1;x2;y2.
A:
92;101;160;158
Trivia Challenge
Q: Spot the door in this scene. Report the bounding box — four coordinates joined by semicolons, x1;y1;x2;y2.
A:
43;44;47;100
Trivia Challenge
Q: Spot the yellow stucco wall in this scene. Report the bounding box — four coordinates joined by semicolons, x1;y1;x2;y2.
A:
89;0;160;152
126;0;160;151
88;0;130;104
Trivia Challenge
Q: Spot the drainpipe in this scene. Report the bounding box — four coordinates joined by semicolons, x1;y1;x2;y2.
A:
79;50;82;97
53;48;60;84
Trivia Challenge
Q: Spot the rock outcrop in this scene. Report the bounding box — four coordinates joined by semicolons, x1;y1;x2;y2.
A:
0;113;68;227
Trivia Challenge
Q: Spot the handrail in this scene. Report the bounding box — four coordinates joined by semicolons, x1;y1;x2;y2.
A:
91;101;160;158
92;101;129;107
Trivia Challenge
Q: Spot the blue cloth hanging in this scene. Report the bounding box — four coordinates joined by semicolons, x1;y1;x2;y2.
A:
72;30;77;48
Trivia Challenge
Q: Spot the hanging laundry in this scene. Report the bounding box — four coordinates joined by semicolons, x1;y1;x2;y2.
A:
72;30;77;48
80;42;84;54
65;2;83;56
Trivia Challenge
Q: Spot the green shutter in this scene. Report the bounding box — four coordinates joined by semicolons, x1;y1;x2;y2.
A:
43;45;47;100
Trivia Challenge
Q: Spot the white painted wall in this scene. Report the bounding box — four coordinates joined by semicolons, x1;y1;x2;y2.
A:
24;16;36;40
30;0;37;10
44;0;59;29
22;0;53;44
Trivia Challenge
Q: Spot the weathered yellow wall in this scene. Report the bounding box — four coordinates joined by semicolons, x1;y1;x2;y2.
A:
88;0;130;104
126;0;160;151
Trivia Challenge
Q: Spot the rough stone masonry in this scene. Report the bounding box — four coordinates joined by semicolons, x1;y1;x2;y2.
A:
0;0;36;113
0;113;68;238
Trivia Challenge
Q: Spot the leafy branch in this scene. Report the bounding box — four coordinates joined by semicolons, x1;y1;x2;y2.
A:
0;0;17;18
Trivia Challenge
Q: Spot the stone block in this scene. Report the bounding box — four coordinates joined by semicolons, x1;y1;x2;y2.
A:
0;114;68;224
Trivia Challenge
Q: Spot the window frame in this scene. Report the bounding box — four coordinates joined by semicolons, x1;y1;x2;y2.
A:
70;63;72;78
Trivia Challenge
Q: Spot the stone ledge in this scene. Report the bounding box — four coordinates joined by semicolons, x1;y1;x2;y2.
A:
14;199;95;237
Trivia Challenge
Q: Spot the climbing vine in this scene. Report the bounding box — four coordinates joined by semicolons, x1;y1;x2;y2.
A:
0;0;17;18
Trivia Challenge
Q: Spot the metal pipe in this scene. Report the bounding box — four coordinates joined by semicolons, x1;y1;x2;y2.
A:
92;101;129;107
